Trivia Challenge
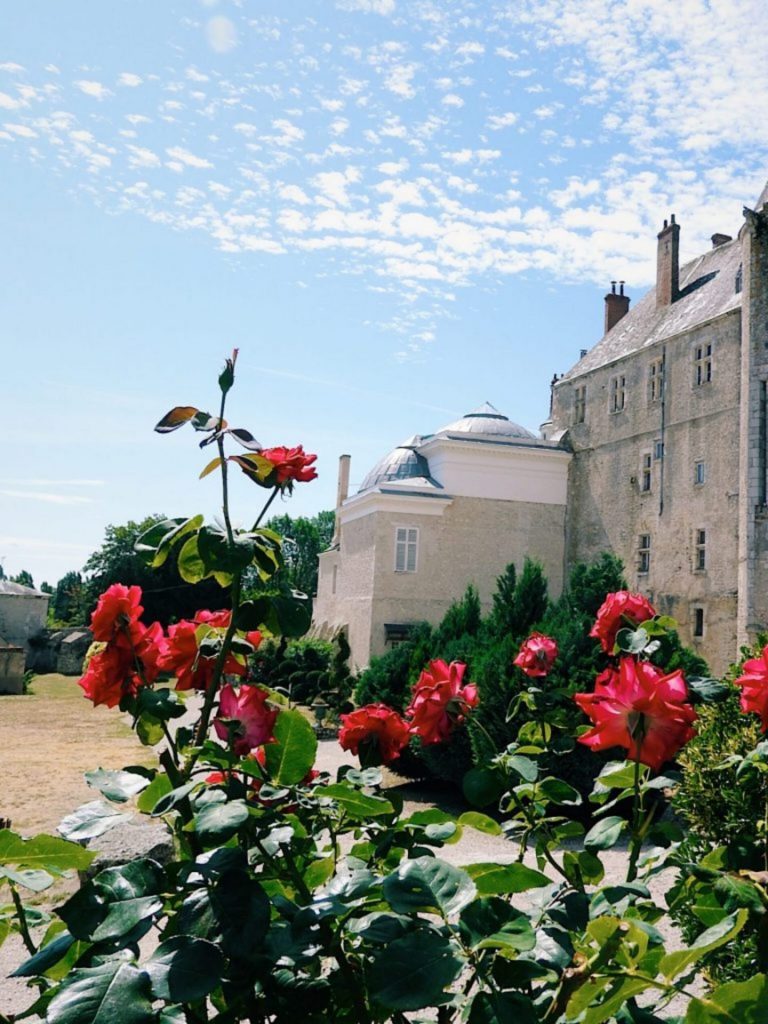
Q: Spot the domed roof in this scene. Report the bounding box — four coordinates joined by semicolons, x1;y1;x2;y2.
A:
358;440;433;492
435;402;536;439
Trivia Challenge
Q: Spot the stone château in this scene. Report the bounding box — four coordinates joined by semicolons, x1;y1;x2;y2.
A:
313;180;768;675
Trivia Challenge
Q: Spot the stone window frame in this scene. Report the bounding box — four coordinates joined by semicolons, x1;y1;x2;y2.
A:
638;533;651;574
574;384;586;424
609;374;626;413
394;525;419;574
647;357;664;405
654;439;664;460
694;460;706;486
694;527;707;572
640;451;653;493
692;605;706;639
694;342;713;387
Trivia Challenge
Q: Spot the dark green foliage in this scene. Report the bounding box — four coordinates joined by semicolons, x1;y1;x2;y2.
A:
250;633;352;709
246;510;334;598
82;516;226;627
565;553;627;617
437;585;482;645
51;570;86;625
10;569;34;589
671;643;767;983
355;622;435;712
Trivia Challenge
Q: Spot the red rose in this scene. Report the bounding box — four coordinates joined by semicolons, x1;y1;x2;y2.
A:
339;703;411;765
590;591;657;654
260;445;318;486
514;633;558;678
90;584;144;645
214;683;278;755
734;646;768;732
406;660;479;746
158;610;261;691
79;619;166;708
574;656;697;770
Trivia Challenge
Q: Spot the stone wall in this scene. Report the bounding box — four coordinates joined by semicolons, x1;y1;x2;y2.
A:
0;645;26;695
0;593;49;656
553;308;742;675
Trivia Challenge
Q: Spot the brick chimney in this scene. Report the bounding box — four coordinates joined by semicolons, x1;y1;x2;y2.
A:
331;454;351;547
604;280;630;333
656;214;680;308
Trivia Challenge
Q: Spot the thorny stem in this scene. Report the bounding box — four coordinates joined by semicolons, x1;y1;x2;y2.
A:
9;881;36;955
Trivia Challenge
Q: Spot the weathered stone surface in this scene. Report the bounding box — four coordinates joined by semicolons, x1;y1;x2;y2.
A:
82;820;174;879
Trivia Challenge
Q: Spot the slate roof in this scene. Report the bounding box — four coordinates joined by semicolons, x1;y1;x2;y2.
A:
562;238;743;380
0;580;47;598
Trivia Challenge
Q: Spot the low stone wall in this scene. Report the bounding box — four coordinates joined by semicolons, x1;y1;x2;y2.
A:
0;646;26;695
27;628;92;676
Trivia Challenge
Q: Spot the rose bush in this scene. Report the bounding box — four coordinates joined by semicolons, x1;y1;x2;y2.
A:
4;354;768;1024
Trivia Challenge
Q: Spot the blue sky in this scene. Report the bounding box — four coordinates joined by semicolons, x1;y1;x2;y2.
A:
1;0;767;588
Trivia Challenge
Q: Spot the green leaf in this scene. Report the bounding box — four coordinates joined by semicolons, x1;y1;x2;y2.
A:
57;802;131;843
686;677;731;705
463;767;506;808
616;626;651;654
263;708;317;785
134;515;203;568
47;959;154;1024
367;929;465;1011
0;830;95;871
135;687;186;722
564;849;605;885
585;815;627;851
459;897;535;952
686;973;768;1023
317;784;394;819
137;774;173;815
177;534;230;587
465;862;551;896
508;754;539;782
575;976;656;1024
211;869;270;960
59;859;165;943
85;769;150;804
383;857;476;917
146;936;225;1002
660;910;748;980
194;799;249;846
538;777;582;806
151;781;198;817
457;812;502;836
136;713;164;747
468;991;538;1024
12;931;76;977
0;866;54;891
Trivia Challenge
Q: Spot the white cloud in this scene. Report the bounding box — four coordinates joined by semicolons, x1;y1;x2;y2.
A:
487;111;518;130
279;184;311;204
0;63;24;74
442;93;464;108
76;79;111;100
3;123;37;138
336;0;395;13
206;16;238;53
0;489;93;506
118;73;143;87
270;118;305;146
329;117;350;136
165;146;213;169
127;144;161;168
0;92;19;110
384;63;417;99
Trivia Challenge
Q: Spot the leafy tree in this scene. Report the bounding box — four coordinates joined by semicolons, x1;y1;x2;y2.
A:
10;569;34;589
40;581;53;595
51;571;86;625
82;515;225;626
264;510;334;595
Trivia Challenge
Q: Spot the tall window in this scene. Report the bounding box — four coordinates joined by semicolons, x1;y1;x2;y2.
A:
395;527;418;573
638;534;651;574
654;439;664;460
694;343;713;386
693;607;705;638
694;461;706;486
648;358;664;404
574;385;586;424
695;529;707;571
610;375;626;413
641;453;652;493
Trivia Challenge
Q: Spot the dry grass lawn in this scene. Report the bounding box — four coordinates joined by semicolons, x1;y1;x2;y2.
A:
1;673;151;835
